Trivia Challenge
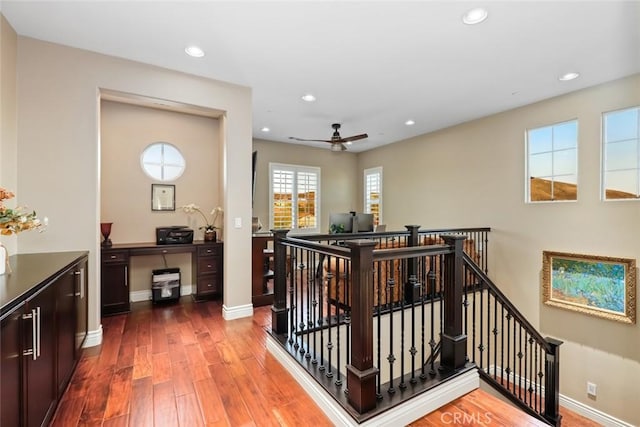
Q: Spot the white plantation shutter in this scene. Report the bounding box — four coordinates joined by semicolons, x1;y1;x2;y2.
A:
270;163;320;233
364;167;382;225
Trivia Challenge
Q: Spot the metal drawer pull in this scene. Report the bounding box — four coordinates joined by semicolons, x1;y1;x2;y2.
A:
22;310;37;360
110;255;117;259
207;264;212;268
36;307;41;358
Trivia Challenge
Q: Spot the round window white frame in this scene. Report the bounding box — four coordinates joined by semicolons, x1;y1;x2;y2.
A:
140;142;185;181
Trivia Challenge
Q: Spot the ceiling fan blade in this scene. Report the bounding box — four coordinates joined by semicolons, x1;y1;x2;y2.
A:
340;133;368;143
288;136;332;143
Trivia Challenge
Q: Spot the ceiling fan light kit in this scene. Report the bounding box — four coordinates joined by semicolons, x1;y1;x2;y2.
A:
289;123;368;152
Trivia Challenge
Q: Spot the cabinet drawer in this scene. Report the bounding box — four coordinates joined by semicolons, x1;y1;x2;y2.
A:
198;245;220;257
197;275;220;294
198;257;219;274
101;251;128;263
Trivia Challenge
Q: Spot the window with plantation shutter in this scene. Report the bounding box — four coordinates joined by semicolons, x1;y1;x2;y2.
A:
364;167;382;225
269;163;320;233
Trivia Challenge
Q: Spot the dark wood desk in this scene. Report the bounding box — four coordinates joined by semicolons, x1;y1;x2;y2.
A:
101;241;223;316
252;234;274;307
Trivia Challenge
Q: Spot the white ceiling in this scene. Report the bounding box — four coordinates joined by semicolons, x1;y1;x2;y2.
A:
2;1;639;152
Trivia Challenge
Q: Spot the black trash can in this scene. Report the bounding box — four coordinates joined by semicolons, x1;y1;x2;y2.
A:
152;267;181;303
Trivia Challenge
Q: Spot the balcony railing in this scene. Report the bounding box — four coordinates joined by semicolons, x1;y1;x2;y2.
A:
268;226;561;426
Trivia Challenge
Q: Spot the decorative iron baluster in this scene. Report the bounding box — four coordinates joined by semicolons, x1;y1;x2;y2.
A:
386;260;396;395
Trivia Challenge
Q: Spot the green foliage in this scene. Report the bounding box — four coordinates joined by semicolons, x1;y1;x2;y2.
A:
329;223;345;234
552;258;625;312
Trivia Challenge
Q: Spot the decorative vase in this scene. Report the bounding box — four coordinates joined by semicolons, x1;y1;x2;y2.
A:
100;222;113;247
0;244;6;275
204;229;216;242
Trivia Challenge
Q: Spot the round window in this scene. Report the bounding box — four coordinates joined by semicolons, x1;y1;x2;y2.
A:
140;142;185;181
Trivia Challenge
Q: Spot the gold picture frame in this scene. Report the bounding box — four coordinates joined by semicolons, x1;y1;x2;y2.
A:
542;251;636;324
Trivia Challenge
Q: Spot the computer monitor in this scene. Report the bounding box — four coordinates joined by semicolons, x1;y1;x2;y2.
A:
328;212;353;233
354;213;374;232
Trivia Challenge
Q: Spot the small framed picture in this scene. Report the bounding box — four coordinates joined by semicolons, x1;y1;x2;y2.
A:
151;184;175;211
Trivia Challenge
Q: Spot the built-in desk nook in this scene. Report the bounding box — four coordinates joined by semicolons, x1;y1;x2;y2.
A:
101;241;223;316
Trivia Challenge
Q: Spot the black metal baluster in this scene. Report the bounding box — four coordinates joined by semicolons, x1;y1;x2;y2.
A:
376;260;383;399
506;311;512;393
518;325;523;399
500;304;505;386
493;292;498;380
428;255;436;376
387;260;396;394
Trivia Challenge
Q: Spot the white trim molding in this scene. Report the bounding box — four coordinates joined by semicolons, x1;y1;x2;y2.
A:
486;365;633;427
222;303;253;320
266;335;479;426
83;324;103;347
129;284;194;303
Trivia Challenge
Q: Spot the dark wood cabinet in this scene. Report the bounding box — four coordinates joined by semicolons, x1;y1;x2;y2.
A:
252;234;274;307
101;250;130;316
1;304;23;427
193;242;223;300
0;252;89;427
24;283;58;427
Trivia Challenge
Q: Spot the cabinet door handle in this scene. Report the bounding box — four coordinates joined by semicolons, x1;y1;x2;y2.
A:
36;306;41;358
110;255;117;259
125;265;128;287
22;310;37;360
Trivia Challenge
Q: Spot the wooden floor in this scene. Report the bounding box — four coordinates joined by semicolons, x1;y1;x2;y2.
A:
51;297;601;426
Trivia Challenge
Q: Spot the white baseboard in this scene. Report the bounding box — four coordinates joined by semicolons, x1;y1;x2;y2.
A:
486;365;633;427
266;335;479;427
83;325;103;347
130;284;194;303
222;303;253;320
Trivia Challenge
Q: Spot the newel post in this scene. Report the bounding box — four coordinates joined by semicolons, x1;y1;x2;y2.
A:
271;229;289;335
544;337;563;426
345;239;378;414
440;235;468;372
404;225;421;303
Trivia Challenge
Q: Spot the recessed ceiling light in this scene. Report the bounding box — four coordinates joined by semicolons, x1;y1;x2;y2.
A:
462;8;488;25
301;94;316;102
559;72;580;81
405;119;415;126
261;127;270;132
185;46;205;58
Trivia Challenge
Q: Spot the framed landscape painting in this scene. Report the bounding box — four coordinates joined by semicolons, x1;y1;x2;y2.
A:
542;251;636;324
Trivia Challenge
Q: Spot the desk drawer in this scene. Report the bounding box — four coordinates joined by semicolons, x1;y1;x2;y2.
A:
197;245;220;257
196;274;220;294
101;251;128;264
197;257;219;274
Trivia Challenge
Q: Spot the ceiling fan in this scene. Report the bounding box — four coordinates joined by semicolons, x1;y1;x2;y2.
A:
289;123;368;151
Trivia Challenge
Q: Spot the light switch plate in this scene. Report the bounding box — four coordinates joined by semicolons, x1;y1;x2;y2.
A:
234;217;242;228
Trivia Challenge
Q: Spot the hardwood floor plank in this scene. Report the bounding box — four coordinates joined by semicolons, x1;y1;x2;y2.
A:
184;342;212;381
52;299;599;427
153;381;179;427
176;393;205;427
208;362;255;426
103;366;133;420
101;414;129;427
151;324;169;354
49;395;85;427
192;377;227;424
77;365;115;425
129;376;154;427
171;359;195;397
151;352;173;384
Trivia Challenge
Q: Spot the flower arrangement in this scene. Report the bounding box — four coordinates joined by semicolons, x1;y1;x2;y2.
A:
0;187;46;235
180;203;223;231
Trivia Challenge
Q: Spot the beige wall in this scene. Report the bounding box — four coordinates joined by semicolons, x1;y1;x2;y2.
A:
252;139;359;233
100;100;220;291
0;14;17;253
13;36;252;336
358;73;640;425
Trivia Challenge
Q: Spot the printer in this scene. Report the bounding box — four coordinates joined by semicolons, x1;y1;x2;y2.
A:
156;226;194;245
